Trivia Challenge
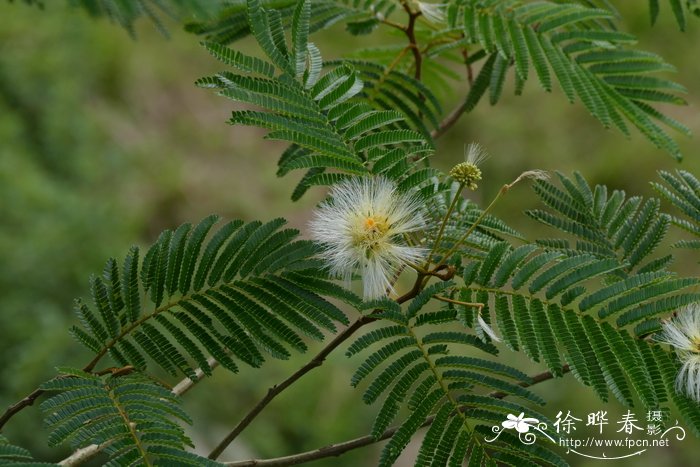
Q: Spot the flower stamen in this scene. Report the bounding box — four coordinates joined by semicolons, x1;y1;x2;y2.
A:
658;304;700;402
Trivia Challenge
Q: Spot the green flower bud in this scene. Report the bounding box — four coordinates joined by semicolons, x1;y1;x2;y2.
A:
449;162;482;191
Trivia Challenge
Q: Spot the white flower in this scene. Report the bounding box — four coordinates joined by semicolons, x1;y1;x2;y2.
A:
477;313;501;343
658;304;700;402
502;413;539;433
416;2;447;24
310;176;426;300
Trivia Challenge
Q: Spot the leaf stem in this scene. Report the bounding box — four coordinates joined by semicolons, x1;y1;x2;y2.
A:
427;182;466;267
432;294;484;309
435;183;510;269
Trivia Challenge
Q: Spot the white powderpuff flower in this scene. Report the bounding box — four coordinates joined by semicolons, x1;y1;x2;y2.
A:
310;177;426;300
658;304;700;402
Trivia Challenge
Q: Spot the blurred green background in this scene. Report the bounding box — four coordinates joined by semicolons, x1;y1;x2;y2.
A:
0;2;699;466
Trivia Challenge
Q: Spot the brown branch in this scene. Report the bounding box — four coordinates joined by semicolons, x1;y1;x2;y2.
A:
379;18;407;31
208;274;427;460
224;365;571;466
0;387;47;431
430;41;474;140
401;2;423;80
430;96;470;139
462;46;474;86
207;317;374;460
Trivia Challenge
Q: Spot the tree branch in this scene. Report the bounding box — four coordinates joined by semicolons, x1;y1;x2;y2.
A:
401;2;423;80
224;365;571;466
58;443;108;467
0;386;47;431
172;356;219;397
430;96;469;139
207;275;427;460
429;38;475;140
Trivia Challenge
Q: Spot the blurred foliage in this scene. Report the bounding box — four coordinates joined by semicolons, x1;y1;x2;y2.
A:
0;1;699;466
7;0;223;36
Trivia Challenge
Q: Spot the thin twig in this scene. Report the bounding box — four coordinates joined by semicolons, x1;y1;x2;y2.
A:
59;443;108;467
426;182;466;266
224;365;571;466
462;40;474;86
379;18;407;31
2;294;200;429
208;274;427;460
401;1;423;80
172;357;220;397
432;294;484;309
0;387;47;431
207;317;373;460
435;183;510;268
429;38;474;140
431;96;470;139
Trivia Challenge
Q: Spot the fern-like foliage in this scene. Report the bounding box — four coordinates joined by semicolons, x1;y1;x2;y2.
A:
347;289;566;467
346;173;700;466
649;0;700;30
9;0;222;36
39;368;220;466
449;199;700;435
523;172;700;335
197;0;436;200
527;171;674;275
71;214;356;379
441;0;690;158
0;435;54;466
325;58;444;140
340;172;700;465
652;169;700;251
579;0;700;31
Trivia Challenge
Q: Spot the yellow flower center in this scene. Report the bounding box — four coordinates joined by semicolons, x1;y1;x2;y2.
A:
363;216;389;238
353;215;390;253
692;336;700;353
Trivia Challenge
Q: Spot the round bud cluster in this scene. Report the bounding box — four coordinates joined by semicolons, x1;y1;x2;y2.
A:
449;162;482;191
